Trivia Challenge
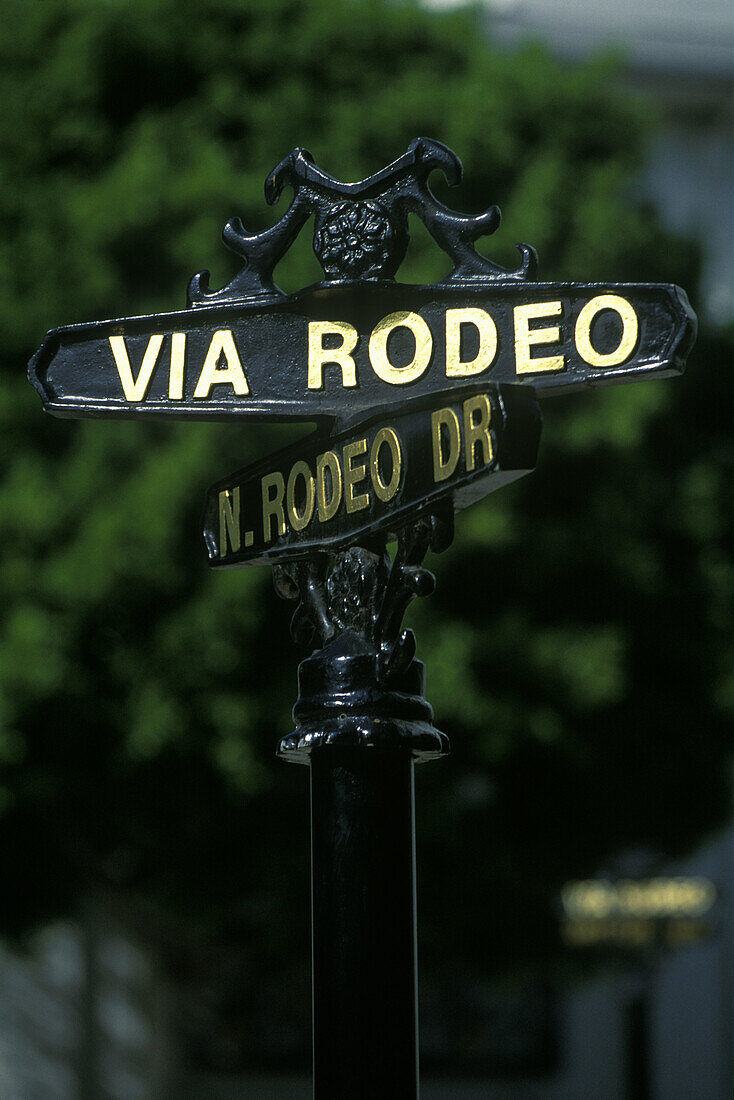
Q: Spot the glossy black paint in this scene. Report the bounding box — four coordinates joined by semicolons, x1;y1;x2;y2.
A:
25;139;698;1098
28;280;694;425
281;626;448;762
275;515;452;683
283;625;447;1098
203;383;540;568
309;748;421;1100
276;523;449;1095
28;139;695;425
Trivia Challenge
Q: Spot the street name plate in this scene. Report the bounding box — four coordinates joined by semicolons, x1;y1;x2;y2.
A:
29;139;695;433
203;384;540;567
29;281;693;426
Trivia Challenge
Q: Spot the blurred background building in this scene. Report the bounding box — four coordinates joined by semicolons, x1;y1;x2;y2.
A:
426;0;734;323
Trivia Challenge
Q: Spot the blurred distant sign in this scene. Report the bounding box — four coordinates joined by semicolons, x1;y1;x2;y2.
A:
29;140;695;431
421;977;557;1077
203;385;539;567
560;877;718;949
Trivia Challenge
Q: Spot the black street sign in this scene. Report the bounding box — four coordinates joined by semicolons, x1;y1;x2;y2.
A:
29;280;693;427
27;138;699;1100
203;384;540;567
560;876;718;951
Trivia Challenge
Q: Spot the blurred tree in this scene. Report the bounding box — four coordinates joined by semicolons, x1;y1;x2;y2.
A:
0;0;731;1070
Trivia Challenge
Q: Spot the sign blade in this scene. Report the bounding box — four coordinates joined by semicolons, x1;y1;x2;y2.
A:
202;384;541;568
29;281;695;425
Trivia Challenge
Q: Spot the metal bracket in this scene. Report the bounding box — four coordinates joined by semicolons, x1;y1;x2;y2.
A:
275;512;454;763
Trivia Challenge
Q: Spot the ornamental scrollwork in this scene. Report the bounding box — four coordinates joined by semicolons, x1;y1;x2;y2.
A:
272;509;454;681
188;137;537;305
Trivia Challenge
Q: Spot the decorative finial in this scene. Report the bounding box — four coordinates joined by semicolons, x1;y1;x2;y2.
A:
188;137;538;305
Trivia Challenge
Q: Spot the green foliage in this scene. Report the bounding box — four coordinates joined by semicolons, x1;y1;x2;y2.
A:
0;0;730;1007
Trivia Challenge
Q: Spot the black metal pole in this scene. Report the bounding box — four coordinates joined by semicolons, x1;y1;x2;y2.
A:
310;747;418;1099
278;551;449;1098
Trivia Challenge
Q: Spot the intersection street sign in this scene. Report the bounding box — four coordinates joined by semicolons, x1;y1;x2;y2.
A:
29;280;694;428
203;384;540;567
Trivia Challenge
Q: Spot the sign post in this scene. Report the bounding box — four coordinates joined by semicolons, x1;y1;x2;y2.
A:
29;137;696;1098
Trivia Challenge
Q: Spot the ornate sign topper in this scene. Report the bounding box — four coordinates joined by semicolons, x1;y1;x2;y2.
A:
28;138;695;429
27;141;700;1095
203;384;540;568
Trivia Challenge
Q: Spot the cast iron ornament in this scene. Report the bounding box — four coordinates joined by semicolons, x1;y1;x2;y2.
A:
188;137;537;304
276;516;452;763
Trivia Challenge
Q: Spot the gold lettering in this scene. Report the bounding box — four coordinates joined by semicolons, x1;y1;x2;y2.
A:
194;330;249;398
286;460;315;532
463;394;493;472
514;301;564;375
261;472;286;543
218;487;241;555
575;294;638;368
308;320;358;389
169;332;186;399
369;311;432;385
431;407;460;483
446;308;497;377
343;438;370;513
316;451;343;522
109;334;164;402
370;427;402;502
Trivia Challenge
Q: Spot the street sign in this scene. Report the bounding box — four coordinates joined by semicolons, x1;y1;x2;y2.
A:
28;138;695;431
27;138;699;1100
29;281;694;426
203;384;540;567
